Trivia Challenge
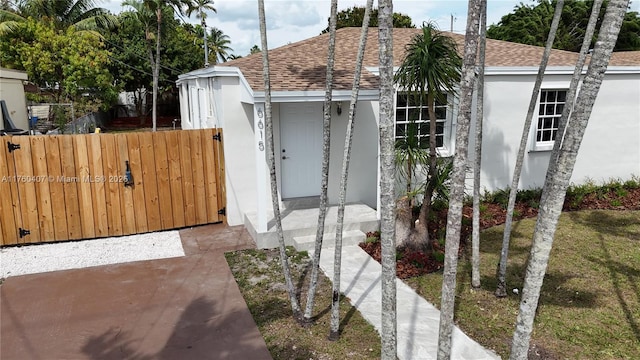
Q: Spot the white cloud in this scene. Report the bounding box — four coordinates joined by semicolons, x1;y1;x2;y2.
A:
102;0;640;62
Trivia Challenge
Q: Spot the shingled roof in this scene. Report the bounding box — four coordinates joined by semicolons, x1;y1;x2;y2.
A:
219;27;639;92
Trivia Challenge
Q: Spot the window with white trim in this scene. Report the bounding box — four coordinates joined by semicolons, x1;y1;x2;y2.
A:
395;92;448;149
535;89;567;149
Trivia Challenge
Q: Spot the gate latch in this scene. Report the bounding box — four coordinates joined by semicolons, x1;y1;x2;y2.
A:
7;142;20;153
19;228;30;238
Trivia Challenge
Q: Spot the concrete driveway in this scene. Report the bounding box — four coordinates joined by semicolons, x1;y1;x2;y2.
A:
1;224;272;360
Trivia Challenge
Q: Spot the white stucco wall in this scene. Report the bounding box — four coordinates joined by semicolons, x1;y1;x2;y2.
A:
218;77;260;226
471;71;640;192
326;100;379;208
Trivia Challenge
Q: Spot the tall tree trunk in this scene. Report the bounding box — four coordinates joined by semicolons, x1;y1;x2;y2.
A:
378;1;396;358
257;0;302;321
495;0;564;298
436;1;481;358
550;0;603;166
471;0;487;290
203;16;209;67
153;8;161;132
303;0;338;324
510;2;628;357
328;0;373;341
414;92;437;251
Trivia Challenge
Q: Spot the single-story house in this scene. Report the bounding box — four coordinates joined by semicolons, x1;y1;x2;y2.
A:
0;67;29;131
177;27;640;245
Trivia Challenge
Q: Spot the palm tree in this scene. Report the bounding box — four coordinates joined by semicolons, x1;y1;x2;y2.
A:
436;0;481;358
186;0;216;67
257;0;302;321
495;0;565;298
302;0;338;326
208;27;232;64
471;0;487;290
394;22;462;252
510;1;628;357
378;1;396;358
328;0;373;341
141;0;193;132
0;0;116;36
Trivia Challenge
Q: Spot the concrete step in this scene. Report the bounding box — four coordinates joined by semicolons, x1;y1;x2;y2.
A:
293;230;366;252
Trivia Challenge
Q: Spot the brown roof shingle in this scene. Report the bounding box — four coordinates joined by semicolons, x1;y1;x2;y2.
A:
221;27;638;92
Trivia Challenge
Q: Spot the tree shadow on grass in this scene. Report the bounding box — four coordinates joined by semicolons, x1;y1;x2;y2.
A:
587;237;640;343
567;211;640;341
82;296;271;360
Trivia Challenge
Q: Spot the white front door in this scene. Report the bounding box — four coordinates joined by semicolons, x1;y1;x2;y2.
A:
280;103;323;199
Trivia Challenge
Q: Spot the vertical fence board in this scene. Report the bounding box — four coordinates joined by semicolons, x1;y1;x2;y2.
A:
101;135;123;236
126;133;148;233
0;140;19;245
152;132;174;229
87;135;109;238
59;136;82;240
190;130;207;224
73;135;96;239
214;130;226;220
202;129;220;223
30;136;55;242
13;136;41;243
165;131;185;228
45;136;68;241
116;134;137;235
139;132;161;231
179;131;196;226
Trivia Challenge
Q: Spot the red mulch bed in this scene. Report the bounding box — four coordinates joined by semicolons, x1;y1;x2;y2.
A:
360;187;640;279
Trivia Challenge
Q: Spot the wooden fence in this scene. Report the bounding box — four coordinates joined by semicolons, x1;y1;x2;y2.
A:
0;129;225;246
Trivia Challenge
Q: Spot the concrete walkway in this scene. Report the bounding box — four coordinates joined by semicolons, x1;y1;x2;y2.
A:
1;224;272;360
317;245;500;360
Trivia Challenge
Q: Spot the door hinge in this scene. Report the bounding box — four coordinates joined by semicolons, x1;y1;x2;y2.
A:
19;228;30;238
218;207;226;216
213;133;222;142
7;141;20;153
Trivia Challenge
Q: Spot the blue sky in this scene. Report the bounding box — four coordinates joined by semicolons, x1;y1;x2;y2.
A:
103;0;640;58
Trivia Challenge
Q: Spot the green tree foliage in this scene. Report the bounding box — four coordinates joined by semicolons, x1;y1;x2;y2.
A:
0;0;116;36
105;9;204;116
0;18;117;111
249;44;261;54
192;26;233;64
487;0;640;51
321;5;414;33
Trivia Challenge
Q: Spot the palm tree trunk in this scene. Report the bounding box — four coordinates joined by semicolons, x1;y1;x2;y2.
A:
549;0;603;167
257;0;302;320
203;16;209;67
328;0;373;341
495;0;564;298
302;0;338;324
436;1;481;358
510;2;628;357
471;0;487;289
153;7;161;132
378;1;396;358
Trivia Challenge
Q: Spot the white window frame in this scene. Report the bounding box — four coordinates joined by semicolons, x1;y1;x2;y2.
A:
393;90;453;156
532;88;568;152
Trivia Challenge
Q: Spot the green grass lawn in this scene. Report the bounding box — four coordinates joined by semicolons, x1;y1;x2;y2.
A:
405;210;640;359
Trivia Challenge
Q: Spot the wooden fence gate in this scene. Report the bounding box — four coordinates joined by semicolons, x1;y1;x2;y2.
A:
0;129;225;246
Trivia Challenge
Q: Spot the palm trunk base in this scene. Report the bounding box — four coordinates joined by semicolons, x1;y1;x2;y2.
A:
328;331;340;341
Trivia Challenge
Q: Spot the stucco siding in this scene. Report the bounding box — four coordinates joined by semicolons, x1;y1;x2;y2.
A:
474;72;640;193
220;77;258;226
327;101;379;209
